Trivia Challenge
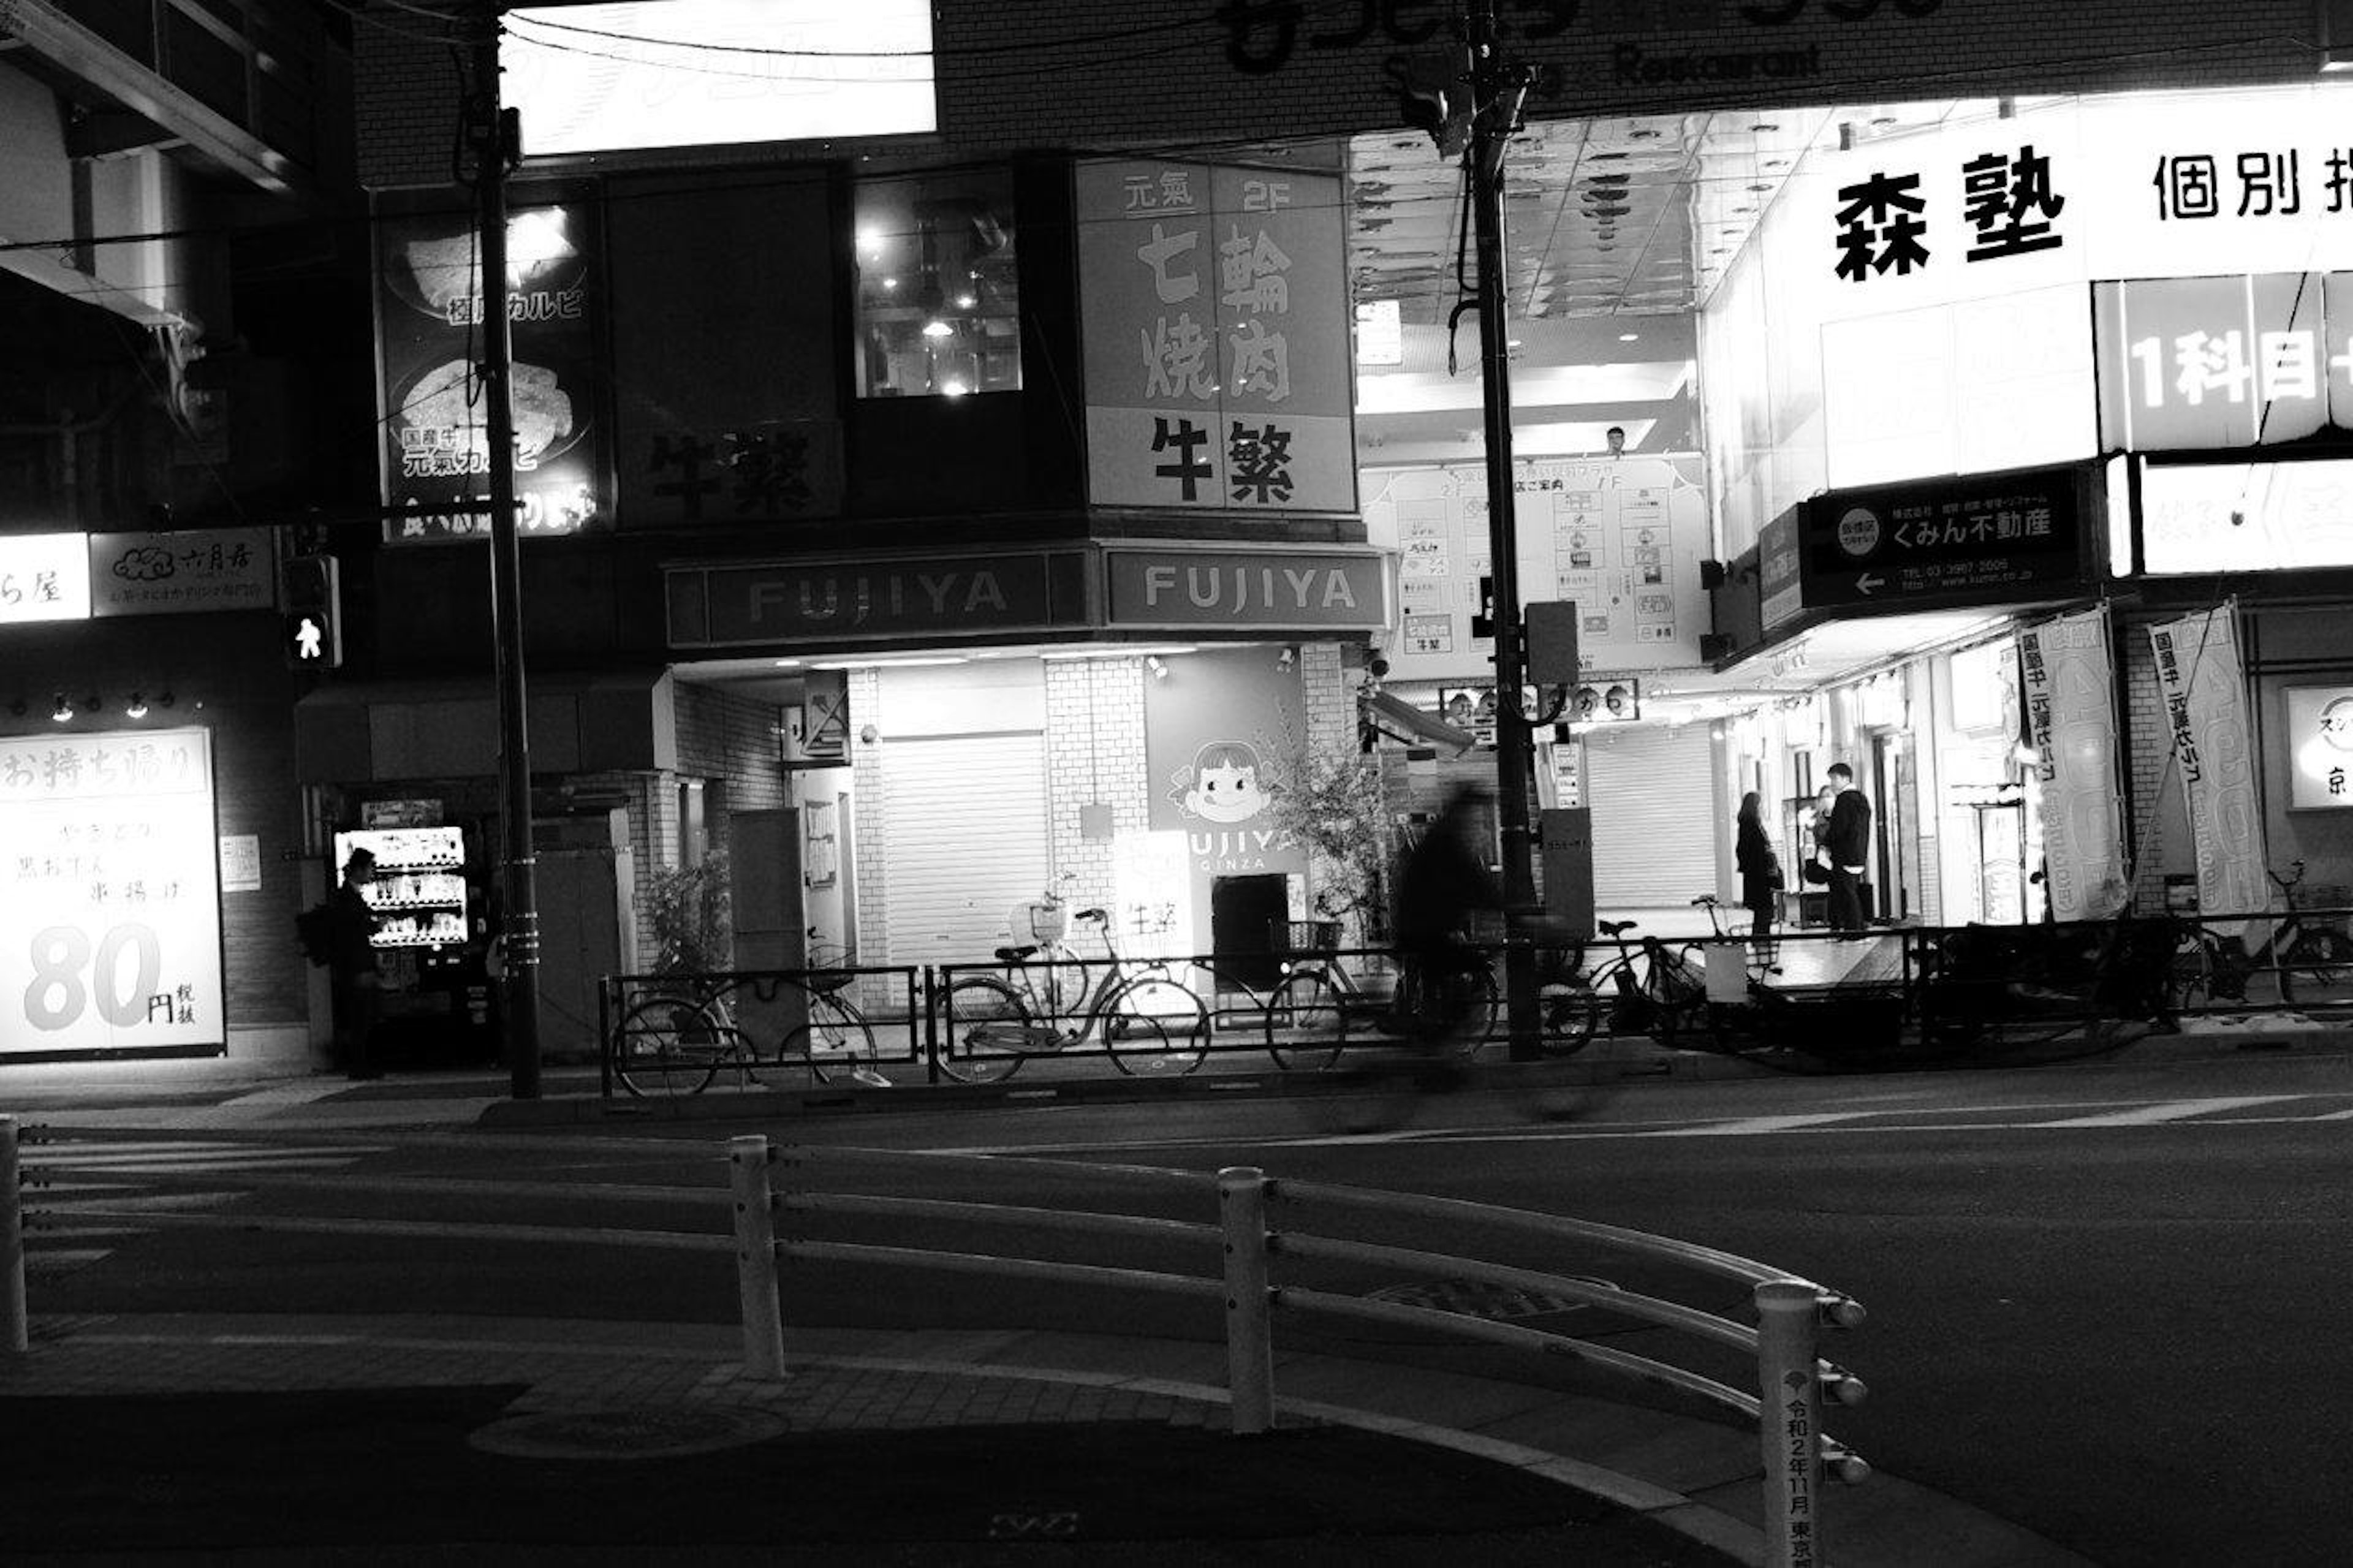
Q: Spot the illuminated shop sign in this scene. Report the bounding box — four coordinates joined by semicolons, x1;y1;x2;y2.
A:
88;528;274;616
1104;547;1387;631
502;0;935;156
2137;458;2353;575
2286;686;2353;809
1802;464;2091;613
1;726;224;1056
0;533;92;624
2095;272;2353;450
1077;161;1356;515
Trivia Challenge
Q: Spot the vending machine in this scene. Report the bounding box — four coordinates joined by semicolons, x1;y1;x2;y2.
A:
333;825;471;953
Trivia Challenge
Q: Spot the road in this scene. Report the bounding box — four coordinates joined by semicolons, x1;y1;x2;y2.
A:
17;1048;2353;1566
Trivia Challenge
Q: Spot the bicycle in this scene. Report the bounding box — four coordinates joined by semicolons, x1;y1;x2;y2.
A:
2182;860;2353;1009
1532;916;1710;1055
610;945;887;1096
937;903;1210;1082
1261;922;1499;1072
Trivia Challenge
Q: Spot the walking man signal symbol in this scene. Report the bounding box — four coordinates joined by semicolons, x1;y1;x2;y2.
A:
294;615;325;662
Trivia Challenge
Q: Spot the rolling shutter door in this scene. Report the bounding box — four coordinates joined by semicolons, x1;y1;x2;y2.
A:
879;733;1050;966
1585;725;1716;909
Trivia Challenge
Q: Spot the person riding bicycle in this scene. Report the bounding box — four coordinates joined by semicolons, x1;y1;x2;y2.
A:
1392;782;1501;1056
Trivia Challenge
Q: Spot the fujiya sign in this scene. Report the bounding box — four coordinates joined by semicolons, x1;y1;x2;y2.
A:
1105;548;1385;629
668;553;1062;648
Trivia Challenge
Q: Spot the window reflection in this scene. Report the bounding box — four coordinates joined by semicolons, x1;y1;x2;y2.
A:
854;170;1020;398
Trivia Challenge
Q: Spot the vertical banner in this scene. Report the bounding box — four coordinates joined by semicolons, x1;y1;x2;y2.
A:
2017;607;2126;920
374;187;609;542
1076;160;1355;513
2148;607;2268;936
1;726;224;1055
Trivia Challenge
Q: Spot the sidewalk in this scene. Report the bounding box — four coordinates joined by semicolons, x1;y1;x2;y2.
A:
1;1311;2085;1566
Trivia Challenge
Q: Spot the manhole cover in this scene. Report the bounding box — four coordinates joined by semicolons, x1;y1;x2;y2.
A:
469;1404;790;1460
1367;1277;1613;1320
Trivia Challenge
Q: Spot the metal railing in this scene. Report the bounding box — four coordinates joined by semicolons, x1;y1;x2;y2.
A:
753;1137;1870;1568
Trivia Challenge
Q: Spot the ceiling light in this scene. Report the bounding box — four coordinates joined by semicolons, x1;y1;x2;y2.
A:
1145;655;1170;681
772;659;802;668
51;692;73;723
921;319;953;338
125;692;149;719
1751;122;1779;132
1618;331;1639;342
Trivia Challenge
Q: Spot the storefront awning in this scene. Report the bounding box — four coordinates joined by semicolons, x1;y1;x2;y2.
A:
1361;688;1476;755
294;670;676;783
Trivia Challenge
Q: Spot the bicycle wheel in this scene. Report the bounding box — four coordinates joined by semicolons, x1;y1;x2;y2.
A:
1446;960;1501;1058
1103;975;1210;1077
1265;968;1347;1070
1638;944;1708;1043
1537;977;1602;1056
612;996;724;1097
775;985;879;1086
1012;950;1091;1026
938;975;1029;1083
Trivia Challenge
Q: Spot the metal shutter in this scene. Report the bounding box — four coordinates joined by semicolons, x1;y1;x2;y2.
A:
879;733;1051;966
1585;724;1718;909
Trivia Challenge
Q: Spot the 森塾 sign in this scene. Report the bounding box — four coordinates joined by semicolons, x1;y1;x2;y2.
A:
0;725;224;1055
1077;161;1355;514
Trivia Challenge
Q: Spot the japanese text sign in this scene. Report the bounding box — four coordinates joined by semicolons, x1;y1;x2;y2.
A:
374;189;610;543
2137;456;2353;575
0;533;93;626
88;528;274;617
2095;272;2353;451
1;725;224;1055
1104;547;1386;631
667;552;1063;648
1802;464;2090;613
1077;161;1355;513
2284;686;2353;810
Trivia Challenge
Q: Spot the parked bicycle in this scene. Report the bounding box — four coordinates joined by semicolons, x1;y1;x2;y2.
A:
938;903;1210;1082
2179;860;2353;1009
1261;921;1499;1071
1533;915;1710;1055
611;938;889;1096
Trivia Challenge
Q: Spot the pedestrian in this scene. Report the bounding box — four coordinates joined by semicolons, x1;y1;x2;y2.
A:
1824;763;1875;936
1393;782;1500;1053
1735;790;1781;943
328;846;384;1079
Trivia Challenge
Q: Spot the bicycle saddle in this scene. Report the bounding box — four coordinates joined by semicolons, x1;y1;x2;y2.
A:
1075;907;1108;922
1691;894;1719;906
1597;918;1638;936
995;943;1039;963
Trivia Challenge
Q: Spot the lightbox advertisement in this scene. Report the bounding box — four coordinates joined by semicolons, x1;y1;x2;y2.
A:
1;725;224;1055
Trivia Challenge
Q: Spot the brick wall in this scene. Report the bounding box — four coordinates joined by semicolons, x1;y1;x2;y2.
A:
1045;656;1150;912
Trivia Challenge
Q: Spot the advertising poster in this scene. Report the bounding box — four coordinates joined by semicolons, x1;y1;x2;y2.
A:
1143;646;1309;881
2148;607;2268;937
1077;160;1355;514
2283;686;2353;809
1363;455;1708;681
88;528;274;616
1;726;223;1055
2016;607;2125;920
374;187;608;542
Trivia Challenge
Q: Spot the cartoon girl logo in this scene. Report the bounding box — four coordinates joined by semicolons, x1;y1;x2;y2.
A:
1180;740;1268;825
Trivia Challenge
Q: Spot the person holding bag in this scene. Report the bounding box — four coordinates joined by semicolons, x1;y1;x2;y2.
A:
1735;791;1782;942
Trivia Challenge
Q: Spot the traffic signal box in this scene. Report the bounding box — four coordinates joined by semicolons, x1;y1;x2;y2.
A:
282;553;342;669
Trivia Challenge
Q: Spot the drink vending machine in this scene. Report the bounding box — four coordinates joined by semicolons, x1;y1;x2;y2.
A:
332;824;495;1056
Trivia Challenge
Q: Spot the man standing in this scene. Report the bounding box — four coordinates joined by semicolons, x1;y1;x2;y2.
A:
1824;763;1874;936
328;847;384;1079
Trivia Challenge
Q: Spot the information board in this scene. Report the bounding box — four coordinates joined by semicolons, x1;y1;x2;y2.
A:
1;726;223;1055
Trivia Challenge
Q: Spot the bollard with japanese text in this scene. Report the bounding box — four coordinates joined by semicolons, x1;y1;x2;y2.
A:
1756;1279;1825;1568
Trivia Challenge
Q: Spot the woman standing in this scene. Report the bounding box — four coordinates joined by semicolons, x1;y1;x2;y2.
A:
1735;791;1781;942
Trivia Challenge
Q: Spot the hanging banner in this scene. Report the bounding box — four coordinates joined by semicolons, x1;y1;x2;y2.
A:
2017;607;2124;921
2147;607;2267;938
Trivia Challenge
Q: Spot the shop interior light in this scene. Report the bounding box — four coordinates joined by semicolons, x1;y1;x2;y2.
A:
921;318;953;338
1145;655;1169;681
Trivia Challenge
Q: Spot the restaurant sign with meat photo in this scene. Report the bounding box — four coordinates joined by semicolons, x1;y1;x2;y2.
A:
373;186;610;542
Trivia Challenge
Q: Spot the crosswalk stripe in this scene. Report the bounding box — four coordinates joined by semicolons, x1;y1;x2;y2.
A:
2036;1095;2304;1127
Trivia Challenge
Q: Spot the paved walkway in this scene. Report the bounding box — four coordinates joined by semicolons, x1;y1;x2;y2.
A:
4;1311;2086;1566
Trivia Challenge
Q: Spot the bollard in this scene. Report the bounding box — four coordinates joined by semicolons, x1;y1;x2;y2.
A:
1;1116;25;1353
1218;1166;1274;1435
1755;1279;1826;1568
729;1134;786;1380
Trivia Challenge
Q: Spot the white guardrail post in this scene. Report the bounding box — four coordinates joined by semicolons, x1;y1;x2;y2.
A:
729;1134;786;1380
2;1116;26;1353
1756;1279;1826;1568
1218;1166;1275;1435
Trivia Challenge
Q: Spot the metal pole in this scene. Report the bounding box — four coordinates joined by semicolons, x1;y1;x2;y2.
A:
1755;1279;1827;1568
471;3;540;1099
1;1117;27;1352
1218;1167;1275;1434
1466;0;1540;1061
730;1135;786;1379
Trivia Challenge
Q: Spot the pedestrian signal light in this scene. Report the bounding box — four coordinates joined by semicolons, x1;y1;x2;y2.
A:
283;553;342;669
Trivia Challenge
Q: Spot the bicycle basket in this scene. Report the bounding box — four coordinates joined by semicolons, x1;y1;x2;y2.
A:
1272;919;1342;953
1020;898;1066;944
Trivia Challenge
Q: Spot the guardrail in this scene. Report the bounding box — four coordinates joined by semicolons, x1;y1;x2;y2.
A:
755;1136;1869;1568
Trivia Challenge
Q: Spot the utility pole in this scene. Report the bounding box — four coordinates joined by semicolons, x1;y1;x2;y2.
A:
1464;1;1542;1061
468;2;542;1099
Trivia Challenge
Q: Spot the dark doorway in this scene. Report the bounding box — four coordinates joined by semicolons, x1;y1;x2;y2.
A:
1211;874;1292;991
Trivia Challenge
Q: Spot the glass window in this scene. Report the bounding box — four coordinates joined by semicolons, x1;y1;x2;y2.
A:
853;169;1020;398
